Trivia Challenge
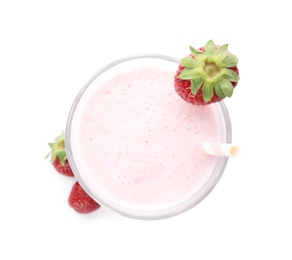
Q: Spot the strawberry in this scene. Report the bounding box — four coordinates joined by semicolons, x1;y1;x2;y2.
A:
68;182;101;214
174;40;240;105
47;133;74;177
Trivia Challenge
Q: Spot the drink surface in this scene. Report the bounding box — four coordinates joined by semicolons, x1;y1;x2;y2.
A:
70;66;222;214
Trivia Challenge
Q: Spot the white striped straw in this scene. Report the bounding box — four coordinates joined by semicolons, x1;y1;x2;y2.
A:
203;142;240;157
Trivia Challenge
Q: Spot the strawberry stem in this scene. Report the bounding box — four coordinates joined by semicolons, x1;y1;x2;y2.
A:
204;62;219;78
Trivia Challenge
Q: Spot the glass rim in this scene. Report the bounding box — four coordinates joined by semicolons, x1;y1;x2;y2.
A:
65;54;232;220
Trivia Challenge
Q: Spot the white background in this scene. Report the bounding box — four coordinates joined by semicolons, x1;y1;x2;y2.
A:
1;0;291;259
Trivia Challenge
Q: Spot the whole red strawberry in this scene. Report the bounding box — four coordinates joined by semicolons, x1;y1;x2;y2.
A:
68;182;101;214
47;133;74;177
174;40;239;105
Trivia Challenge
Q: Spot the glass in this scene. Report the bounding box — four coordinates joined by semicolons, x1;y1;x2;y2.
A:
65;54;232;220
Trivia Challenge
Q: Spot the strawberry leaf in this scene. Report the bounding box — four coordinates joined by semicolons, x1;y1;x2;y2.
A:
189;46;205;59
215;44;228;59
214;82;225;98
202;82;214;102
47;132;66;164
204;40;216;56
221;54;238;68
180;57;198;68
191;78;204;95
178;68;197;80
219;79;234;97
56;150;67;166
221;68;240;82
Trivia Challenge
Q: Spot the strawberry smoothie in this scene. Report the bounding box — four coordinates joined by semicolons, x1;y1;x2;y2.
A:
66;55;231;219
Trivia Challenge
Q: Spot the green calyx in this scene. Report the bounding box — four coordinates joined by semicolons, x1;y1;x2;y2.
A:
47;132;67;166
178;40;240;102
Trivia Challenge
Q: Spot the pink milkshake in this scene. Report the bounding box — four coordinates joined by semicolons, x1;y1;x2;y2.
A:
66;55;231;219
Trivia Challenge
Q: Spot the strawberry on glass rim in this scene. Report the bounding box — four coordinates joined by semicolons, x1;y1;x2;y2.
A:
174;40;240;105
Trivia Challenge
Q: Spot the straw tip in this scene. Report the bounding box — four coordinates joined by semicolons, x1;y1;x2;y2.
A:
202;142;240;157
230;145;240;157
